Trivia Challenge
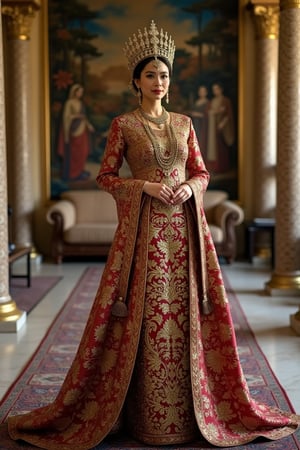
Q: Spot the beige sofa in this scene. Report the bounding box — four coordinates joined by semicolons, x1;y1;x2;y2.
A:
46;189;244;264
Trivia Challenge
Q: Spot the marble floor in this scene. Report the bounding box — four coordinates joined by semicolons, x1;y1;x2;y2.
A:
0;258;300;414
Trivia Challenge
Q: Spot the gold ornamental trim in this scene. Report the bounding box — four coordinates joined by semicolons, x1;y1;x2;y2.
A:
252;5;280;39
280;0;300;9
1;0;41;40
0;299;25;322
265;271;300;294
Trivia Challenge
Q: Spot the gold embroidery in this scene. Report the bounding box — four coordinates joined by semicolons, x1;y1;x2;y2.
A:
62;388;80;406
125;201;198;443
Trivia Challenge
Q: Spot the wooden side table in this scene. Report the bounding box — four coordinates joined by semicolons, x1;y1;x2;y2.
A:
246;218;276;267
9;247;31;287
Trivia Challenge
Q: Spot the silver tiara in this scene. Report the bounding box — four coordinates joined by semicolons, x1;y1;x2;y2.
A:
123;20;176;72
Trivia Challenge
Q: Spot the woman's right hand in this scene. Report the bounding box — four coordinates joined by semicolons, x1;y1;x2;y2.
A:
143;182;174;205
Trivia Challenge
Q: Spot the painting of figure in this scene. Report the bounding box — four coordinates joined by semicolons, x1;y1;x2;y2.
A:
48;0;239;199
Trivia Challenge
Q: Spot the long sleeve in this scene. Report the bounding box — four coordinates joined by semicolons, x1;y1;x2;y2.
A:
96;117;145;202
185;119;210;194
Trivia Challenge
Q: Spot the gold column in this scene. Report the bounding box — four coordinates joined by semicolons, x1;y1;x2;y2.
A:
0;5;27;332
266;0;300;321
247;2;279;218
2;0;40;249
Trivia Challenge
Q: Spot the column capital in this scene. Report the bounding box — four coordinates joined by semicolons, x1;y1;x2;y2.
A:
247;2;280;39
280;0;300;9
1;0;41;40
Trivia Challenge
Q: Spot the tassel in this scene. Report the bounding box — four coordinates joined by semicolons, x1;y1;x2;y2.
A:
111;296;128;318
202;293;213;315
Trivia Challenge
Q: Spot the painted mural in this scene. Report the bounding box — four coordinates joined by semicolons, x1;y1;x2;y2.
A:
48;0;239;199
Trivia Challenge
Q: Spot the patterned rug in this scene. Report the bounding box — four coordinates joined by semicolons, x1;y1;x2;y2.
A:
10;276;62;313
0;267;299;449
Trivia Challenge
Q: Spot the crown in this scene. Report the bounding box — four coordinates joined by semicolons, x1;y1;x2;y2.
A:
123;20;176;72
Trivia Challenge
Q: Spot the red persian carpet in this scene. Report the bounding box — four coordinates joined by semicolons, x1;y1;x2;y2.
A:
0;266;299;449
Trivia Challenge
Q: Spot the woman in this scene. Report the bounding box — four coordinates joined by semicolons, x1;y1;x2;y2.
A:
189;84;210;158
57;83;94;181
7;20;300;449
206;82;235;174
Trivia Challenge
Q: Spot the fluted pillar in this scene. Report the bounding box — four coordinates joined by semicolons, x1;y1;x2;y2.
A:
2;0;40;249
248;3;279;218
0;8;26;332
265;0;300;326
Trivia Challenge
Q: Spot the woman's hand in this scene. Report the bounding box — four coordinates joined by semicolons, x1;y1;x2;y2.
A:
143;182;174;205
143;182;192;205
172;184;193;205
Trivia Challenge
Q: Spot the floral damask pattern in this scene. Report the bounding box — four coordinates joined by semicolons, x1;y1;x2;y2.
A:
125;200;198;444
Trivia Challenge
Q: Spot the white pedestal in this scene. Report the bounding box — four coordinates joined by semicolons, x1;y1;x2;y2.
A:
0;311;27;333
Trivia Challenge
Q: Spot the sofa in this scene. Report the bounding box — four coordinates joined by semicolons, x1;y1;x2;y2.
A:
46;189;244;264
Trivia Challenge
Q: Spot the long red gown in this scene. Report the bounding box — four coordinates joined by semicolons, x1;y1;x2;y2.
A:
7;110;300;449
57;99;91;181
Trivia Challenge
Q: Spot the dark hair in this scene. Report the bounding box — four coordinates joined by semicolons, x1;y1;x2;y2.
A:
131;56;172;92
212;82;224;91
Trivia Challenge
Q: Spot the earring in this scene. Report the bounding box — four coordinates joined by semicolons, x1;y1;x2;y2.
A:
138;88;142;105
165;91;169;104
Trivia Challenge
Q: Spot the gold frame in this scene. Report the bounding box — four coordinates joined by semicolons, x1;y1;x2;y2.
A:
238;0;245;205
42;0;51;202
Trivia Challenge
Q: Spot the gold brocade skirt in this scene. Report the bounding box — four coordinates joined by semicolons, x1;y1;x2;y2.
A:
125;200;199;445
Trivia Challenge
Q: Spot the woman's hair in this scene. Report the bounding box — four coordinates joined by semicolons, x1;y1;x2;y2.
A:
212;82;224;91
131;56;172;93
69;83;83;98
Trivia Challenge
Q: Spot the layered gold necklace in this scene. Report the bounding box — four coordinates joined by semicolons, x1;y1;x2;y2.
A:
139;107;179;176
139;106;168;129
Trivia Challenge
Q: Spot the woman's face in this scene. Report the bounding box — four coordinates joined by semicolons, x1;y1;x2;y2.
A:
212;84;222;96
75;86;84;98
198;86;207;98
134;59;170;103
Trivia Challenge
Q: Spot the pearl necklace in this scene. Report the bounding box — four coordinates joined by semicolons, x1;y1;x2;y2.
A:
140;111;179;176
139;107;168;129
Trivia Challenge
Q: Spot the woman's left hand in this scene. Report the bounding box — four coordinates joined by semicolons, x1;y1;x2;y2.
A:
172;184;193;205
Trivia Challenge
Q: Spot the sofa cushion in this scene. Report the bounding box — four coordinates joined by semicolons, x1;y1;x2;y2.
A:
61;190;118;224
208;225;223;244
64;223;117;244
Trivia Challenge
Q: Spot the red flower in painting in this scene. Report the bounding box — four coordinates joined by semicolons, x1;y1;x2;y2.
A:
56;29;72;41
53;71;73;90
52;101;63;114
